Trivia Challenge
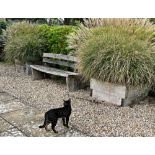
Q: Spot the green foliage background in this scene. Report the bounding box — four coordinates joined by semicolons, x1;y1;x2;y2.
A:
4;22;48;64
38;25;76;55
4;22;76;64
0;19;8;60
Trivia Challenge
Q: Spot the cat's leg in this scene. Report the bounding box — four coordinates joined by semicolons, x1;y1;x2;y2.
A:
45;122;50;131
65;116;70;128
62;117;66;126
51;119;58;133
44;115;50;131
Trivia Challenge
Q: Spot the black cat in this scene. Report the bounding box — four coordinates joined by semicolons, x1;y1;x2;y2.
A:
39;98;72;133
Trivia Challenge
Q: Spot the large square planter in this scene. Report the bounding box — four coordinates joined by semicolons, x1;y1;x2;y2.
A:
25;62;32;75
15;59;25;74
15;60;32;75
90;79;149;106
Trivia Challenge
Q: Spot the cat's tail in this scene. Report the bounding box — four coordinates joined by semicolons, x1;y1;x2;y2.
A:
39;113;48;128
39;125;45;128
39;119;46;128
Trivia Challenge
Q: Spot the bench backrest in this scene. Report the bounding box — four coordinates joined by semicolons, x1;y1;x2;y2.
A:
43;53;78;69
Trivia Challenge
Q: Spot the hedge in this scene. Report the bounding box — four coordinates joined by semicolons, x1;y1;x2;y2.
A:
39;25;76;55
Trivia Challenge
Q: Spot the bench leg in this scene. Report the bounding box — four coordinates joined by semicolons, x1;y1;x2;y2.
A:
32;69;44;80
66;76;81;92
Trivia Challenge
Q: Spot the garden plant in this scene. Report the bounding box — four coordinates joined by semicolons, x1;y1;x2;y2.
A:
4;21;47;64
4;22;76;64
0;19;7;61
68;19;155;89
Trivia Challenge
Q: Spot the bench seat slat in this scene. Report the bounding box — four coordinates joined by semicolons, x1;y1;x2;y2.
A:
30;65;79;77
43;58;75;68
43;53;78;62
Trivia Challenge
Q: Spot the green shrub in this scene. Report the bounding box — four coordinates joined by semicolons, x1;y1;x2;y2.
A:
4;23;75;64
77;26;155;87
0;19;7;35
4;21;48;64
39;25;76;55
0;19;7;61
67;18;155;53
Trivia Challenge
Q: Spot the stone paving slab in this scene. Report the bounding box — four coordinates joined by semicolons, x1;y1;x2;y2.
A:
1;107;43;126
0;117;14;133
0;92;86;137
1;107;77;137
0;92;15;102
0;128;26;137
18;120;69;137
0;100;27;114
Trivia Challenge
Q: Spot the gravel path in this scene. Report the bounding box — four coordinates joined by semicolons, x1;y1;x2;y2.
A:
0;62;155;136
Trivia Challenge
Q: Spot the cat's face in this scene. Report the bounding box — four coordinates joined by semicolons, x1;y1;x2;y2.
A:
63;98;71;106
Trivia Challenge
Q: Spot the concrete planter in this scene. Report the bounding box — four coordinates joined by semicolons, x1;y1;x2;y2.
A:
14;59;25;74
25;62;32;75
90;78;148;106
15;60;32;75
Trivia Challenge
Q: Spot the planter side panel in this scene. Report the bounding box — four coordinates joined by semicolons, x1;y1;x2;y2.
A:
90;79;149;106
92;89;122;105
90;79;126;98
90;79;126;105
123;87;148;106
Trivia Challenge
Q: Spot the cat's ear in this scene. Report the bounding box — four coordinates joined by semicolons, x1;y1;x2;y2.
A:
68;98;71;103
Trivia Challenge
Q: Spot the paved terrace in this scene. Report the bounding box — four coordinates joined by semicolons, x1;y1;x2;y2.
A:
0;63;155;137
0;92;86;137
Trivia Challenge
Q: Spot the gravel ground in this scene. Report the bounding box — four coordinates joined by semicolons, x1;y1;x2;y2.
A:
0;62;155;137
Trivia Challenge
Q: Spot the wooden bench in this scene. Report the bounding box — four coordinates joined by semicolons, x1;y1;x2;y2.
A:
30;53;82;91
